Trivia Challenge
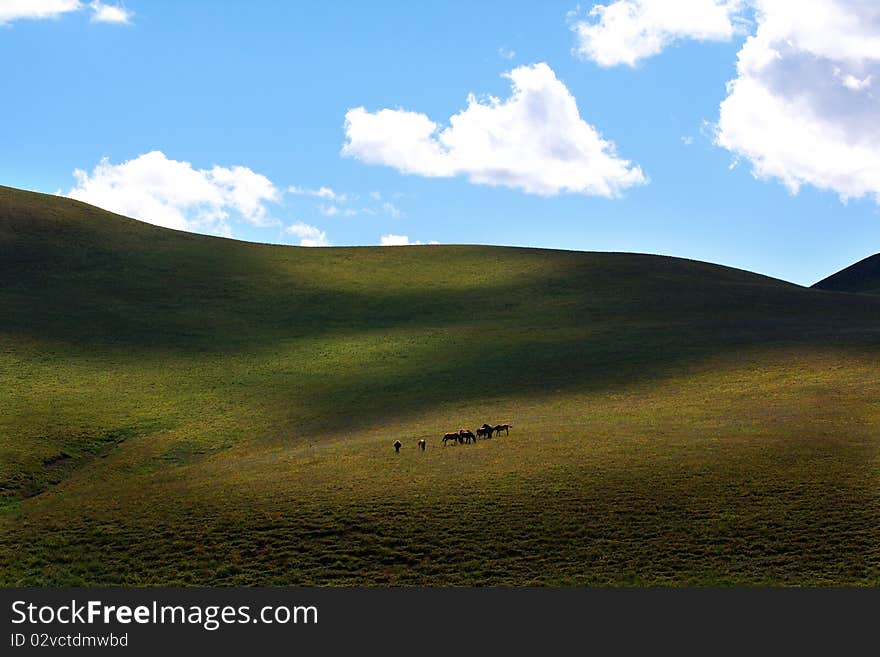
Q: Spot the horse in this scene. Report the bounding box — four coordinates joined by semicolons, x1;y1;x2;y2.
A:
393;440;402;453
417;439;426;451
443;432;462;446
493;424;511;436
459;429;476;444
477;423;494;439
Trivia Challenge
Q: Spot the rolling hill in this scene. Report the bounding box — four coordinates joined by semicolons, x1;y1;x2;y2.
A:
812;253;880;295
1;184;879;586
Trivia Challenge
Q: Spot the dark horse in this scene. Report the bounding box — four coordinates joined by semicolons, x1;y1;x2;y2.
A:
476;423;494;439
443;432;463;446
493;424;511;436
459;428;476;444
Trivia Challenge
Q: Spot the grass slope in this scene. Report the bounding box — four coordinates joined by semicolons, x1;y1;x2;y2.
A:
1;185;879;586
813;253;880;295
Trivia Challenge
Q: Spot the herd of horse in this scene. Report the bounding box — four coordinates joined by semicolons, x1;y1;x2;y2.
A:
442;423;511;446
392;423;512;452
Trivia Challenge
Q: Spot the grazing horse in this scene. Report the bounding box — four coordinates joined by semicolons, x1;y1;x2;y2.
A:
493;424;510;436
417;439;426;451
477;423;494;439
393;440;402;453
459;429;476;444
443;432;462;446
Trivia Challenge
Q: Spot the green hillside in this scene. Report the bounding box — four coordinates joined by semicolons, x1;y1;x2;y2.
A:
1;184;879;586
812;253;880;295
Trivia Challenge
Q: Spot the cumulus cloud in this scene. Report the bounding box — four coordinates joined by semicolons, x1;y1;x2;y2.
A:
380;234;412;246
287;222;330;247
570;1;880;204
715;0;880;203
64;151;280;237
380;234;438;246
89;1;132;24
0;0;82;25
569;0;747;67
343;63;645;197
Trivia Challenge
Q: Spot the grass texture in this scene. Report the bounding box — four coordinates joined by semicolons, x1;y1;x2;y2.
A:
1;185;879;586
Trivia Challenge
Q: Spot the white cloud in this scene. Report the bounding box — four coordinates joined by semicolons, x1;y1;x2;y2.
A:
0;0;81;25
89;1;132;24
343;62;646;197
380;234;438;246
380;234;411;246
288;185;352;202
572;1;880;204
0;0;133;25
569;0;746;67
318;204;357;217
838;71;872;91
287;222;330;247
64;150;280;237
715;0;880;203
290;185;401;218
381;201;402;218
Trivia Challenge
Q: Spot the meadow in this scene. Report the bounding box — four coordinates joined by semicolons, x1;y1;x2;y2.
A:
1;185;879;585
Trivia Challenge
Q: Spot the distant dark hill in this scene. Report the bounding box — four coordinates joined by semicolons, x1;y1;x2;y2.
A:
812;253;880;295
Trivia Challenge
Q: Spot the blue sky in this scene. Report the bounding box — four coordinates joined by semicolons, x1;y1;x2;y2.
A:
2;0;879;286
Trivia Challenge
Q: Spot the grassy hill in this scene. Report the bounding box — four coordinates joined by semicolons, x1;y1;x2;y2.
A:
813;253;880;295
1;184;879;586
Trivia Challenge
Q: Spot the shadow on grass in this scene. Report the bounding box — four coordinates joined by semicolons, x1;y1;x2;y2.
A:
249;319;880;441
